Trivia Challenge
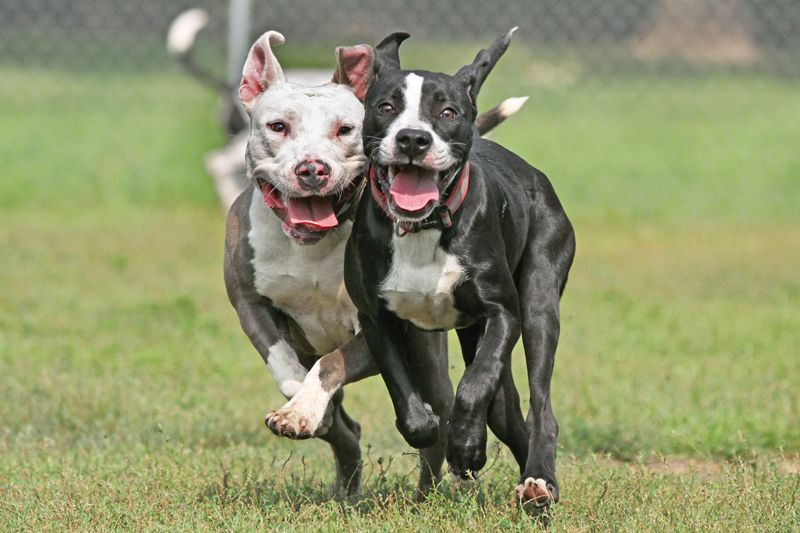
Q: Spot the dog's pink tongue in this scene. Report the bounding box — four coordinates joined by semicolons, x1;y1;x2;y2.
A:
389;168;439;212
286;196;338;230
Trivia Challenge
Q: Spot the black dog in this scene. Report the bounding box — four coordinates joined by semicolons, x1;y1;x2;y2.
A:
344;29;575;506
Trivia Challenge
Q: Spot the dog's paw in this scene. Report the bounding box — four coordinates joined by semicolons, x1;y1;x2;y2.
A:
448;471;478;493
265;409;314;439
265;402;332;440
515;477;556;508
396;403;440;449
446;418;487;478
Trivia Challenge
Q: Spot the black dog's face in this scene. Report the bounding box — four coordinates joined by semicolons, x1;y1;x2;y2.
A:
364;70;476;221
360;29;515;222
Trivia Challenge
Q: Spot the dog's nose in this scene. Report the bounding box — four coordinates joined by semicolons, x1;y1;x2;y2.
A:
396;128;432;159
294;159;330;192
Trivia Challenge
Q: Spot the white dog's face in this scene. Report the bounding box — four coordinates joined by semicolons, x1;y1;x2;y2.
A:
238;31;374;242
246;82;364;199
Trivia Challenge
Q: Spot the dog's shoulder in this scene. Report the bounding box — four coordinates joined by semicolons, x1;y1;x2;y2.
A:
224;185;258;304
471;138;541;179
225;184;255;257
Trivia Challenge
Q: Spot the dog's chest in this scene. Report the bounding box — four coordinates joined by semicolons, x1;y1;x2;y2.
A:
248;195;358;354
380;229;463;331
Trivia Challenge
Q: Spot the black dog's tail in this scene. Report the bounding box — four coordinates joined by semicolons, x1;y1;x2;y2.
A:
475;96;529;136
166;8;229;91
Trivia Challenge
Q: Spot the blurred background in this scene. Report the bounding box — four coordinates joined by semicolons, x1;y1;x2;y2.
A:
1;0;798;528
2;0;799;214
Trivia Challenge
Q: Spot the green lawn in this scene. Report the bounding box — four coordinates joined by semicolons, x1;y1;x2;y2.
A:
1;64;798;530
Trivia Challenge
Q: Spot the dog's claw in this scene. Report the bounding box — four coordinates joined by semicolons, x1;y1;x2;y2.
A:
265;409;318;440
515;478;554;508
264;397;334;440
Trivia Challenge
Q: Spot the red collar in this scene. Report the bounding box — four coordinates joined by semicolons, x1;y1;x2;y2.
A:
369;162;470;235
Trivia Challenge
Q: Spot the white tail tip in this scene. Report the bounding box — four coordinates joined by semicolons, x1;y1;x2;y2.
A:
167;8;209;56
498;96;529;117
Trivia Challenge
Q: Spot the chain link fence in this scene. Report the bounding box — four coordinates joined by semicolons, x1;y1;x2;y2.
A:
2;0;798;213
2;0;799;76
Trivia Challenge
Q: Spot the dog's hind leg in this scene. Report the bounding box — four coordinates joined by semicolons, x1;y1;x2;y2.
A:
318;390;362;497
406;330;453;495
337;402;361;439
515;210;575;508
457;326;528;473
489;367;529;470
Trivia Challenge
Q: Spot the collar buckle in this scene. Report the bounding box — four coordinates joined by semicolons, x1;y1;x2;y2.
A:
438;206;453;229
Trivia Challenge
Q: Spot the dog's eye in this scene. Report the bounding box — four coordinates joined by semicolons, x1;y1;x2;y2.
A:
440;108;457;119
337;125;354;136
378;103;396;115
267;121;287;133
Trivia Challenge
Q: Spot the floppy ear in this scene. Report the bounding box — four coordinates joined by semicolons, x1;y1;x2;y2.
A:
239;31;286;111
373;32;410;75
332;44;374;102
455;27;517;114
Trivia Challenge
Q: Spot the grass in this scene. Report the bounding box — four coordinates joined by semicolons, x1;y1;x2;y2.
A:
1;60;799;530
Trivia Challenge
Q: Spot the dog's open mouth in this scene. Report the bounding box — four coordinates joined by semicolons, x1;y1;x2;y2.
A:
386;164;440;215
285;195;338;230
259;180;355;243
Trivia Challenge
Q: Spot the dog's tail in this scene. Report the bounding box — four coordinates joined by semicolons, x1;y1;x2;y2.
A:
476;96;529;136
167;8;228;91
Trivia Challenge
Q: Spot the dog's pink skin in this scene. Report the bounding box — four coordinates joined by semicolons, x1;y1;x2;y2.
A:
239;31;286;107
334;45;374;101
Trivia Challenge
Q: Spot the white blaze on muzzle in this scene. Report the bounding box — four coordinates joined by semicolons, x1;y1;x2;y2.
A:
378;73;455;214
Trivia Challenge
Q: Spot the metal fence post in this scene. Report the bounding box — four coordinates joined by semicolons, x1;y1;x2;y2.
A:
227;0;253;85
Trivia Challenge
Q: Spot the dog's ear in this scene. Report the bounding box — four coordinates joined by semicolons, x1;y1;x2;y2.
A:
239;31;286;111
332;44;375;102
455;27;517;115
373;32;410;75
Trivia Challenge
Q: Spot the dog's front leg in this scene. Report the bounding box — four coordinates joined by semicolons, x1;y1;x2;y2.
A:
266;332;378;439
225;197;308;405
447;306;520;478
359;311;441;449
232;297;308;400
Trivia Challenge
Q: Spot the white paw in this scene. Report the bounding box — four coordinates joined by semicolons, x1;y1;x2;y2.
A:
265;396;332;439
515;477;554;507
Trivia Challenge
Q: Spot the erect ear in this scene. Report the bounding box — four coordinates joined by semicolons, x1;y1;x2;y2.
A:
455;27;517;115
332;44;374;102
373;32;410;75
239;31;286;111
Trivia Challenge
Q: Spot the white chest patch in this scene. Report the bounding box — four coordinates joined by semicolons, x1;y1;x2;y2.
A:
248;192;359;354
380;229;464;331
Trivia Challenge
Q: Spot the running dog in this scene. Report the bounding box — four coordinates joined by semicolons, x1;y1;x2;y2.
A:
343;29;575;507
